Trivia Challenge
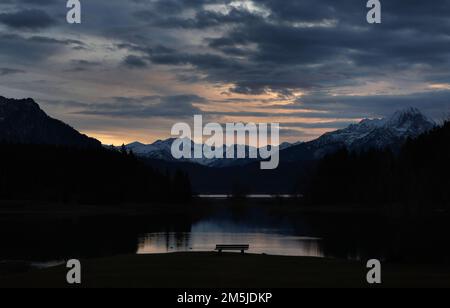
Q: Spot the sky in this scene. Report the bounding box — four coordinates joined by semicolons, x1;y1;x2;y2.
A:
1;0;450;145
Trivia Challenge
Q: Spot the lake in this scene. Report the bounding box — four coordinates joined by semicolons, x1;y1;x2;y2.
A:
1;202;448;264
137;218;324;256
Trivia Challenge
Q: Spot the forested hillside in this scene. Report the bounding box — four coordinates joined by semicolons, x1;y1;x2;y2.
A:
306;121;450;211
0;144;191;205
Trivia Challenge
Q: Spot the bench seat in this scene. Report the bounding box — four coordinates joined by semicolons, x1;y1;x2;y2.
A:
215;244;250;254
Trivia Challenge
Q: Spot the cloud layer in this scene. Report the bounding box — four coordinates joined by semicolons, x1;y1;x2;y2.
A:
1;0;450;144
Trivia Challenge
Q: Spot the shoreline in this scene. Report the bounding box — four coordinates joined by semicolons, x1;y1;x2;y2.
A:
1;252;449;288
0;198;394;219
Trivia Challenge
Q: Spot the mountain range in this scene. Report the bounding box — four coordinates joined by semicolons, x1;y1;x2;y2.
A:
0;96;437;194
123;107;435;167
282;107;435;162
119;138;296;168
1;96;433;165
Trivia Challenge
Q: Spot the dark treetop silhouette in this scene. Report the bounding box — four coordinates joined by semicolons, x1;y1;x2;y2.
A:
0;97;191;204
305;121;450;212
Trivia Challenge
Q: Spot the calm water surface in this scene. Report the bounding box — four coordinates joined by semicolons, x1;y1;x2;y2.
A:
138;227;323;257
0;204;418;262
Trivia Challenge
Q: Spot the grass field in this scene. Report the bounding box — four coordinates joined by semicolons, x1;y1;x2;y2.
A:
1;253;449;288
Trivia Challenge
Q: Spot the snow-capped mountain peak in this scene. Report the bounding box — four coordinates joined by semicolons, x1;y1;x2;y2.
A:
385;107;434;133
120;137;290;168
319;107;434;146
282;108;436;162
122;108;436;166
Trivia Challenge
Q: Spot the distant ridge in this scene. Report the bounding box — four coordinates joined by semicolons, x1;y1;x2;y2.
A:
120;138;294;168
282;107;436;162
0;96;101;148
124;108;436;167
0;96;434;168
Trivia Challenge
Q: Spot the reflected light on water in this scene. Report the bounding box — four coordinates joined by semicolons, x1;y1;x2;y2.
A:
137;232;324;257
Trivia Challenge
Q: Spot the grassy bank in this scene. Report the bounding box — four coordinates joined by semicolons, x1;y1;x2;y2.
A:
0;253;449;288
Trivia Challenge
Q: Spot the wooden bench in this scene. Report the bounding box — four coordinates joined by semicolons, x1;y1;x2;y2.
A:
215;244;250;254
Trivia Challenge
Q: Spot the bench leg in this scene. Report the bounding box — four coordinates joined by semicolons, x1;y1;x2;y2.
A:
241;250;245;255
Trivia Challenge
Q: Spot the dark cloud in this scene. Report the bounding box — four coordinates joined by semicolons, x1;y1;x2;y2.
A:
66;60;103;72
284;90;450;119
2;0;450;140
0;33;85;62
206;110;362;119
139;7;264;29
121;0;450;97
2;0;58;5
75;95;206;118
0;9;57;29
0;67;25;76
122;55;149;69
5;0;450;96
281;121;357;129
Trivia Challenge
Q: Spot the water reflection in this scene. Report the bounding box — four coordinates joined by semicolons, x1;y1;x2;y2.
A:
138;232;323;257
1;206;449;263
137;218;324;257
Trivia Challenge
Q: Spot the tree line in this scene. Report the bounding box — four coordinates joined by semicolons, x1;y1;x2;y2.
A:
304;121;450;213
0;144;192;205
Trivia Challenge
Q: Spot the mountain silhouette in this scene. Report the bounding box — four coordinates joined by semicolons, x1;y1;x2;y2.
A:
282;107;435;162
305;120;450;208
127;108;435;167
0;96;439;195
0;96;191;204
121;138;275;168
0;96;101;148
142;108;437;194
